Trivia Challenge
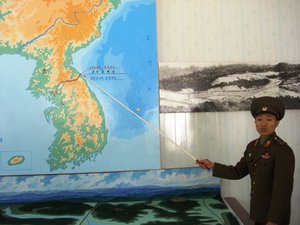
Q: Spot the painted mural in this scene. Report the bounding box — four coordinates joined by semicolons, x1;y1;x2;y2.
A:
0;168;241;225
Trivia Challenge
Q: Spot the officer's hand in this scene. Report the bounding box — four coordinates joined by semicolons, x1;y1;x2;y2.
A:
196;159;214;170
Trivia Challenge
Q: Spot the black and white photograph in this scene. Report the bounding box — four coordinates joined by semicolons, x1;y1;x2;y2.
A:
159;62;300;113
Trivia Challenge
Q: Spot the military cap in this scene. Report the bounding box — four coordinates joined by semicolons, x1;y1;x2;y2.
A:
250;96;285;120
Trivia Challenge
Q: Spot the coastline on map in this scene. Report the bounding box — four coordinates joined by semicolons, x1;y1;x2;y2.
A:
0;54;56;174
70;0;161;172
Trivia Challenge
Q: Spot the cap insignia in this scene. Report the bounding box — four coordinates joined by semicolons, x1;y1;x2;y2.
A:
262;106;267;111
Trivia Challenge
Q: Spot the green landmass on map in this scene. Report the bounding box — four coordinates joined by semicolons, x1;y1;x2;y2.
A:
8;155;25;166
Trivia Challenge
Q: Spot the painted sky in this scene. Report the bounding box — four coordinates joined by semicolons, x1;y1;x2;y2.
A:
0;168;218;194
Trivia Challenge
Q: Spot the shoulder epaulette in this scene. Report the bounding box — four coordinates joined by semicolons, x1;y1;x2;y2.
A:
252;139;259;147
274;136;287;146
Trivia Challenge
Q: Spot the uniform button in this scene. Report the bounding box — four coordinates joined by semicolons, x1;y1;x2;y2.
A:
254;163;257;166
253;181;256;185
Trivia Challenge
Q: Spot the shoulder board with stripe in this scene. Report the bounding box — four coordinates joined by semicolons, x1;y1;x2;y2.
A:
274;136;287;146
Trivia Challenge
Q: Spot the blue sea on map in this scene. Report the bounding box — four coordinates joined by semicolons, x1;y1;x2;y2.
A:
72;1;160;171
0;55;56;172
73;1;158;136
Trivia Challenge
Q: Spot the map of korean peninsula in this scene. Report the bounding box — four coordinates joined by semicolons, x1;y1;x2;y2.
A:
0;0;119;172
0;0;160;175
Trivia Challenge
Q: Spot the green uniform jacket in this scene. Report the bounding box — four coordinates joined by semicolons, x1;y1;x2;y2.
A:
213;133;295;224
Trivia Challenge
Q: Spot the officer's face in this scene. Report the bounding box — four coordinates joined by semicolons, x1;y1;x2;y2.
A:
255;113;279;137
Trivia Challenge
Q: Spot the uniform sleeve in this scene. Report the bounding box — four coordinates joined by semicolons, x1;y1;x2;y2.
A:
213;153;249;179
267;145;295;224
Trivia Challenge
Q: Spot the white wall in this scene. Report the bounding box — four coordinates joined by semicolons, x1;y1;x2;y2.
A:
156;0;300;224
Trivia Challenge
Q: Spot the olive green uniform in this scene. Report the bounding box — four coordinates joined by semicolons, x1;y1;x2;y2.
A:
213;133;294;224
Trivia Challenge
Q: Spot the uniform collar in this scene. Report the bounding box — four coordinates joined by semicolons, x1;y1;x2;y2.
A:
254;132;277;147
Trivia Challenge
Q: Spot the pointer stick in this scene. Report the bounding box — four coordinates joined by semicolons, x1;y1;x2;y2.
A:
83;74;197;161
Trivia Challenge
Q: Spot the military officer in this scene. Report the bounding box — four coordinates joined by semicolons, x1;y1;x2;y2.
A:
196;96;295;225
